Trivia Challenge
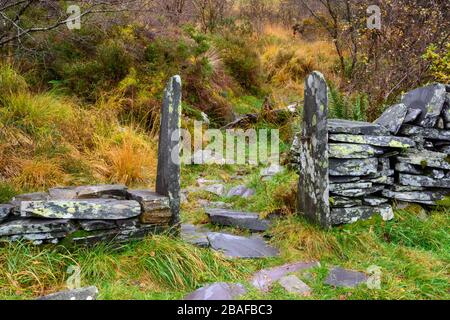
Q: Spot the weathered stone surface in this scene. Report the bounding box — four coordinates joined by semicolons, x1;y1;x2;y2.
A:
75;185;128;200
395;162;423;174
329;134;415;148
329;158;378;176
328;119;389;135
401;83;446;127
260;164;285;179
399;125;450;141
78;220;117;231
330;182;372;192
442;99;450;123
140;208;172;225
363;197;389;206
5;231;68;242
156;75;182;225
226;185;255;198
0;219;76;236
127;190;170;210
196;178;222;187
297;71;330;227
0;204;13;222
324;268;368;288
399;174;450;189
330;185;384;198
382;189;447;205
48;187;78;200
207;232;279;258
374;103;408;134
360;175;394;185
330;205;393;225
396;150;450;170
19;200;141;220
329;176;360;183
330;197;362;208
392;185;426;192
199;184;224;196
438;145;450;154
184;282;246;300
197;200;232;209
329;143;384;159
404;108;422;124
10;192;49;208
279;275;311;296
180;224;210;247
250;261;319;292
205;209;270;232
37;286;98;300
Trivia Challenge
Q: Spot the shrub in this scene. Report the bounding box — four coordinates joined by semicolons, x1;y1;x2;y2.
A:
423;43;450;83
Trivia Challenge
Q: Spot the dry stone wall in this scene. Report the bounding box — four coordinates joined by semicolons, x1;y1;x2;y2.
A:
292;74;450;227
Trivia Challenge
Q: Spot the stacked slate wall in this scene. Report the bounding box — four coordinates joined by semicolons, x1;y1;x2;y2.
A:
0;185;171;245
292;74;450;227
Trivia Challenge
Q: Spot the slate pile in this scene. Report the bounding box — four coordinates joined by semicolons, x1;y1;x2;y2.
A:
0;185;171;245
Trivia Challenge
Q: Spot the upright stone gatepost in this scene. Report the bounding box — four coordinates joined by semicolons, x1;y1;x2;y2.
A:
156;75;182;226
297;71;331;227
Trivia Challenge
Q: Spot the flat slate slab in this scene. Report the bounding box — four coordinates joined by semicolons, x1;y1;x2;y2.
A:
400;83;446;127
279;275;311;296
227;185;255;198
374;103;408;134
205;209;270;232
328;119;389;135
203;184;226;196
75;184;128;199
180;224;210;248
363;197;389;206
396;150;450;170
10;192;49;208
330;185;385;198
330;182;372;192
19;200;141;220
126;190;169;210
330;205;394;225
184;282;246;300
250;261;319;292
0;219;76;237
399;125;450;141
329;158;378;176
329;134;416;148
0;204;13;222
330;197;362;208
207;232;279;258
329;143;384;159
324;267;368;288
382;189;447;205
78;220;117;232
404;108;422;124
37;286;99;300
399;174;450;189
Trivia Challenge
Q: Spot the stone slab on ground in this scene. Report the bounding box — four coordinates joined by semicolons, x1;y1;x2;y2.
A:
278;275;311;296
327;119;389;135
180;224;210;248
251;261;319;292
37;286;99;300
203;184;226;196
19;199;141;220
205;208;270;232
329;134;416;148
227;185;255;198
330;205;394;225
207;232;279;258
184;282;246;300
324;267;368;288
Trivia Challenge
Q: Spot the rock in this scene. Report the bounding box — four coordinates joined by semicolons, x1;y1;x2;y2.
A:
0;204;13;222
207;232;279;258
404;108;422;124
297;71;330;227
363;197;389;206
156;75;182;225
374;103;408;134
278;275;311;296
197;200;232;209
10;192;49;209
360;175;394;185
429;169;445;179
396;150;450;170
329;143;384;159
48;187;78;199
250;261;319;292
329;176;361;183
6;231;68;242
180;224;210;248
401;83;446;127
203;184;226;196
329;158;378;176
436;117;445;129
78;220;117;231
37;286;99;300
442;100;450;123
392;185;426;192
330;204;393;225
328;119;389;135
196;178;222;187
395;162;423;175
227;185;255;198
330;182;372;192
205;209;270;232
184;282;246;300
398;125;450;141
382;189;447;205
324;267;368;288
260;164;285;178
330;197;362;208
127;190;171;225
0;219;76;237
330;185;384;198
329;134;416;148
19;200;141;220
75;185;128;200
438;145;450;154
398;174;450;189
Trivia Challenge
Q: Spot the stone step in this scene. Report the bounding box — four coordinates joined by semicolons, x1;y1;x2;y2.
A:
205;208;270;232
